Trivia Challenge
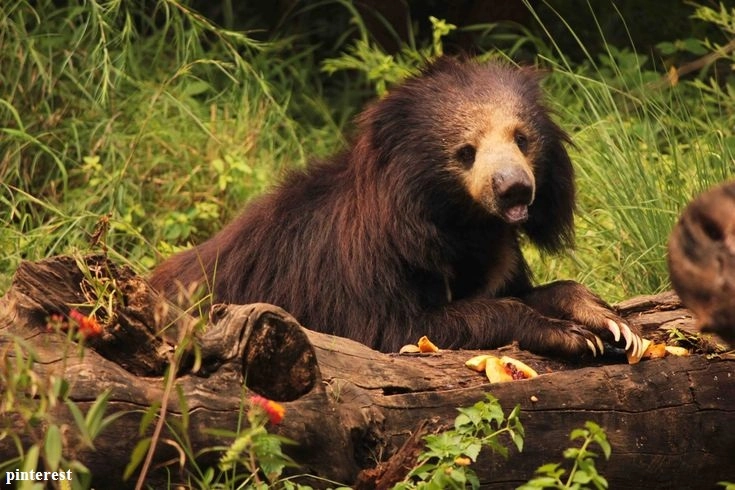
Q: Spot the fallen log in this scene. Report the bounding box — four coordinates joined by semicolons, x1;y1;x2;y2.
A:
0;255;733;488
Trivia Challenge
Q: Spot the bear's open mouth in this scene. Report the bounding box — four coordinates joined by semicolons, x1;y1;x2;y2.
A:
502;204;529;224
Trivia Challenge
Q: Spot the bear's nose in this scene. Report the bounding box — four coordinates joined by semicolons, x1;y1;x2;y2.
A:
493;166;534;224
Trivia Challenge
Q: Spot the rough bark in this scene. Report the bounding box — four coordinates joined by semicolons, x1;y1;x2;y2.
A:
0;255;733;488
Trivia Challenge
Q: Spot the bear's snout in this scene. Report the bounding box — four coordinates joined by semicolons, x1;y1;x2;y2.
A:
492;165;534;224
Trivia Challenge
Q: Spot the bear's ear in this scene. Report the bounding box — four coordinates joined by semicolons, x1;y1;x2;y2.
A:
523;130;576;253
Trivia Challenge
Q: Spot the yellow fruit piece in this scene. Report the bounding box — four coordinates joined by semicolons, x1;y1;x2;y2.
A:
665;346;690;357
484;355;538;383
417;336;440;353
465;355;493;372
399;344;421;354
485;356;513;383
500;356;539;379
642;342;667;359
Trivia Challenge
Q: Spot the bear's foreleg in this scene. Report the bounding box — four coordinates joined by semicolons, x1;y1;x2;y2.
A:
520;280;644;357
421;297;613;359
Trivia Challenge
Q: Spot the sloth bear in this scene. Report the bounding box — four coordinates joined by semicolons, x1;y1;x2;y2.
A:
150;57;643;359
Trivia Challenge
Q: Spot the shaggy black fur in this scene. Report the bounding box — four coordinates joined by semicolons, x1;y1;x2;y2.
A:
150;58;632;358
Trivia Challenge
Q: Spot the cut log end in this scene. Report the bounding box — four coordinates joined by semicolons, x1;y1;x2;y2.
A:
202;303;320;401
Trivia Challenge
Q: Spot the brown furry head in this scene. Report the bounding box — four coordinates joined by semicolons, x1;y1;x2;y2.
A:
668;181;735;345
361;56;575;252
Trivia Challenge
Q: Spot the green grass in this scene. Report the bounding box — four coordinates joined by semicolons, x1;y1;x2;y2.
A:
0;0;343;291
1;0;733;301
519;1;735;301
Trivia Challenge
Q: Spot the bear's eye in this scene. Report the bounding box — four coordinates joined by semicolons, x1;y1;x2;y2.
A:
514;132;529;154
455;144;476;168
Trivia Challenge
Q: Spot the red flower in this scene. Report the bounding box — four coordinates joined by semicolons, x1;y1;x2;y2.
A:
250;395;285;425
68;309;103;337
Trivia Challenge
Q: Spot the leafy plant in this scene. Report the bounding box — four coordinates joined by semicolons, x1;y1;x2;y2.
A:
0;331;122;490
519;421;611;490
394;394;524;490
322;11;457;96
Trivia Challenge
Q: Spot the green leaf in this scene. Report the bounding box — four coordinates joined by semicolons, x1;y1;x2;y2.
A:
446;465;467;483
508;404;522;422
84;390;111;441
65;399;91;446
202;467;215;484
181;80;212;98
123;437;151;481
682;38;708;55
464;441;482;461
521;476;560;489
571;469;593;484
138;401;162;436
535;462;563;476
22;443;40;473
570;428;588;441
563;447;580;460
44;425;63;469
509;428;524;452
593;474;609;490
596;436;611;460
656;41;677;55
454;412;472;430
177;384;189;431
67;460;91;490
51;376;70;400
466;470;481;490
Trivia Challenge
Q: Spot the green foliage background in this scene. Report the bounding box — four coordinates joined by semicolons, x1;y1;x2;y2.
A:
2;0;735;302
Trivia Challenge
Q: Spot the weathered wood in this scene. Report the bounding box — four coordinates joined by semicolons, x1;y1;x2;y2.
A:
0;256;733;488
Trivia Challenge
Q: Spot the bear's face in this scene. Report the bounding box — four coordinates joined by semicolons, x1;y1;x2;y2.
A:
361;58;575;250
449;98;541;224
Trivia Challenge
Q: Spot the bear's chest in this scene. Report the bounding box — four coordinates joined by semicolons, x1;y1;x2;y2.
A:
412;235;521;307
448;239;520;301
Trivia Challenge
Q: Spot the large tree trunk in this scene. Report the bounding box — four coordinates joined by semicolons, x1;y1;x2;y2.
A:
0;255;733;488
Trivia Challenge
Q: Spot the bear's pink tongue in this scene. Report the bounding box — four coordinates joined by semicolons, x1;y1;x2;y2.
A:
503;204;528;224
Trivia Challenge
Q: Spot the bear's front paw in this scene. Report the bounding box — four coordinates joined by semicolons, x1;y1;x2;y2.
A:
525;280;645;358
520;320;607;359
568;304;645;359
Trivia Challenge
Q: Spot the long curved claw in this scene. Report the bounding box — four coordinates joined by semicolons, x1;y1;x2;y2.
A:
606;319;621;343
620;323;633;350
585;338;598;357
629;332;645;359
636;334;646;358
595;335;604;355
